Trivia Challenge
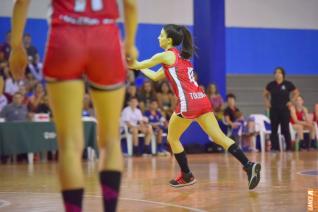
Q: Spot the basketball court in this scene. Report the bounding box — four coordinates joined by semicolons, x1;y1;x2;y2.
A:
0;152;317;211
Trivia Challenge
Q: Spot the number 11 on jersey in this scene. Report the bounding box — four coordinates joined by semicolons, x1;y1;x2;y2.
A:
74;0;103;12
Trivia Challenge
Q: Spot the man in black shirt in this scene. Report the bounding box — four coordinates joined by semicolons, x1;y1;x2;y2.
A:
264;67;299;151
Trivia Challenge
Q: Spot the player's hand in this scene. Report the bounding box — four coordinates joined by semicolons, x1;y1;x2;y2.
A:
128;60;141;70
9;44;27;80
125;43;138;66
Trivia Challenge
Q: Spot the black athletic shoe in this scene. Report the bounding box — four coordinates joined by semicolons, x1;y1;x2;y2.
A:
243;162;261;190
169;172;197;188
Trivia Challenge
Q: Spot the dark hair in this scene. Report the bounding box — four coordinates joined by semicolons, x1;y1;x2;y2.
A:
274;67;286;79
226;93;236;100
129;96;138;102
163;24;194;59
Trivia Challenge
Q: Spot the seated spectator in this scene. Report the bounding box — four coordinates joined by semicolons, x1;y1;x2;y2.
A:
121;97;153;156
144;99;169;156
0;91;29;121
224;93;244;141
124;83;140;107
156;81;175;119
34;94;50;114
0;76;8;112
139;80;157;112
4;74;25;98
18;85;29;105
26;56;43;82
82;93;94;117
0;49;8;80
206;83;224;120
314;104;318;126
290;96;317;150
0;31;11;60
28;83;45;112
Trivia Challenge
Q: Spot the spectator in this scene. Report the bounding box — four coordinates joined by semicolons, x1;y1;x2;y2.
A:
4;74;24;97
206;83;224;120
82;93;95;117
23;33;39;64
290;96;316;150
27;57;43;81
124;83;140;107
144;99;169;156
156;81;175;119
314;104;318;126
0;31;11;60
0;91;29;121
18;85;29;105
224;93;244;141
121;97;153;156
0;76;8;112
0;48;8;79
28;82;45;112
35;94;50;114
264;67;299;151
139;80;157;112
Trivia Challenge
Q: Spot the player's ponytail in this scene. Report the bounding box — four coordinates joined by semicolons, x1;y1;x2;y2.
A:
163;24;194;59
179;26;193;59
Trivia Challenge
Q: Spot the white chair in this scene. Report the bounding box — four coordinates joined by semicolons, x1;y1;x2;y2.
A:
249;114;271;153
120;125;157;156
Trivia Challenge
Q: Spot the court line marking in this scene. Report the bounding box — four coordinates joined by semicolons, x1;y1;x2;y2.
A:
296;169;318;176
0;199;11;208
0;192;206;212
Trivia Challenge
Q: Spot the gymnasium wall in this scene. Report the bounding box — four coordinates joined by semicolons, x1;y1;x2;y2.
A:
0;0;317;75
226;0;318;75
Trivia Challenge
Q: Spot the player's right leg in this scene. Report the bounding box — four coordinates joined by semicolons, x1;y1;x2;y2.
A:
167;113;196;187
46;81;85;211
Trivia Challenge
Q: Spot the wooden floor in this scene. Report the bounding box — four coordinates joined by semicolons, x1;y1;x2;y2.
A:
0;152;317;212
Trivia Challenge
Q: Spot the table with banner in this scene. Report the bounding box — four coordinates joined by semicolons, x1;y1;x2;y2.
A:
0;121;97;159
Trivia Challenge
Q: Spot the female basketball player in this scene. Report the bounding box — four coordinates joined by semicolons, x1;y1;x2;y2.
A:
10;0;138;211
128;24;261;190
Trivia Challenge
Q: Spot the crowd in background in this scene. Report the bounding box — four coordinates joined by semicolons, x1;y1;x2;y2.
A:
0;32;318;162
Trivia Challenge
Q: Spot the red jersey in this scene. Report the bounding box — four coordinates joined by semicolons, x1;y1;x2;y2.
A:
162;48;212;119
43;0;126;88
290;108;305;124
51;0;119;25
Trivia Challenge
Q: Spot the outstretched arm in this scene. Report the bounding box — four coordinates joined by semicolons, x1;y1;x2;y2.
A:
129;51;174;70
139;67;165;82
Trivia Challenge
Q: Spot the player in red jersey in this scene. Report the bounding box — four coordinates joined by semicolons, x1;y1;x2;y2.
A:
129;24;261;190
10;0;138;211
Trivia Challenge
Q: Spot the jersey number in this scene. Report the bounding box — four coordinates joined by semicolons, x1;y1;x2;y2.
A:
74;0;103;12
188;68;198;87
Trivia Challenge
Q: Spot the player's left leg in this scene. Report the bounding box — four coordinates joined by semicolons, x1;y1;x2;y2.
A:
90;86;125;212
196;112;261;190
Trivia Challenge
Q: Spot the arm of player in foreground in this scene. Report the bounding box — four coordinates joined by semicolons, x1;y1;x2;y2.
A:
9;0;31;80
123;0;138;63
